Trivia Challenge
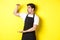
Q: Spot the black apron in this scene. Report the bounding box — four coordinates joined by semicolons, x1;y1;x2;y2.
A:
22;14;36;40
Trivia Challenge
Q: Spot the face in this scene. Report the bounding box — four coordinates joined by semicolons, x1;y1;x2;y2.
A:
27;6;34;14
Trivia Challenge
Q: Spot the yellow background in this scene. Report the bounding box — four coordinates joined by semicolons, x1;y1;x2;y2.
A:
0;0;60;40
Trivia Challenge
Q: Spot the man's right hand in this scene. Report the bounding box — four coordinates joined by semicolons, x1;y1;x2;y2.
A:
14;4;21;17
16;4;20;9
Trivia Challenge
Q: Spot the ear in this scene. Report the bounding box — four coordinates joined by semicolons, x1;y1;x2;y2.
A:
32;8;34;11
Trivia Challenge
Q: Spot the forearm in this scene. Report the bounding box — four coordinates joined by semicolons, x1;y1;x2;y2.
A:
14;4;20;16
14;7;19;15
14;7;19;13
23;27;35;33
23;25;37;33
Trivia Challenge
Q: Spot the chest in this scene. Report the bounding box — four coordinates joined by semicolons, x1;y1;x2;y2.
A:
25;14;35;24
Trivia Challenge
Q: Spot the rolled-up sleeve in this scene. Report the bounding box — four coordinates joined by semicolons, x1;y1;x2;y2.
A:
33;15;39;25
19;13;27;20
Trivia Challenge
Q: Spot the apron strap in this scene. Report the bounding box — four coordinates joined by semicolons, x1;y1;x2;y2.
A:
26;13;35;18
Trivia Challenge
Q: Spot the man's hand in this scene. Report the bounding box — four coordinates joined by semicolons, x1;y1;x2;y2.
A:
16;4;20;6
19;30;23;33
19;30;26;33
16;4;20;9
18;30;26;33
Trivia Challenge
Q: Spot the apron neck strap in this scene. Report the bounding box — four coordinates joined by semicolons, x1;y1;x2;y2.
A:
27;13;35;18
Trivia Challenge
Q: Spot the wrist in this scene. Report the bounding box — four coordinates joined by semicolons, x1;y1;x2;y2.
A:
23;31;26;33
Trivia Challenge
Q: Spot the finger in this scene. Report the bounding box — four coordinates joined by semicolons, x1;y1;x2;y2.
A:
16;4;20;5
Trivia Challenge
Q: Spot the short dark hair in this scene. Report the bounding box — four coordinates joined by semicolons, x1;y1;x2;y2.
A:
27;3;35;10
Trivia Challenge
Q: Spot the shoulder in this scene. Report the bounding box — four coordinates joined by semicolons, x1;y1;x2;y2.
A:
34;14;39;19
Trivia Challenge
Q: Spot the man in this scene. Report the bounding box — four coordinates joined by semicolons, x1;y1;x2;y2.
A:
14;3;39;40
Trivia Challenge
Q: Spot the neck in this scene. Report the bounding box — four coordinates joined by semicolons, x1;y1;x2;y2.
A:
29;12;34;15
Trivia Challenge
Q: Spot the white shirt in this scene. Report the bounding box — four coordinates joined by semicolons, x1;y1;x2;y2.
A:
19;13;39;25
